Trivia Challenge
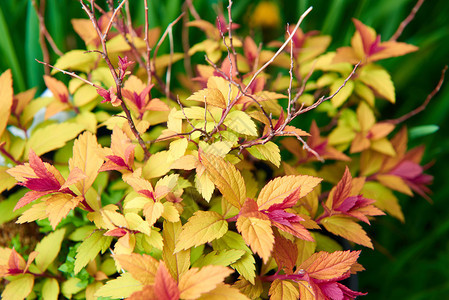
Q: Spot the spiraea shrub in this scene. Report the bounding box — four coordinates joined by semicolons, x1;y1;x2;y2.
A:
0;1;444;299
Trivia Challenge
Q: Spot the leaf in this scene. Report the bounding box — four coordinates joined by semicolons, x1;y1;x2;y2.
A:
269;279;299;300
247;142;281;167
358;65;395;103
167;138;188;162
174;211;228;252
163;221;190;281
330;78;354;108
0;69;13;137
34;228;66;273
201;152;246;209
143;151;171;179
273;231;298;272
233;277;263;299
95;273;142;299
301;250;360;280
45;194;83;229
26;122;84;156
75;230;113;274
224;111;258;136
114;253;159;285
212;231;256;284
186;88;226;108
295;237;317;266
154;262;180;300
361;182;404;222
192;249;245;268
52;50;99;74
42;278;59;300
236;214;274;263
257;175;322;210
198;284;250;300
321;216;373;248
0;167;17;194
1;274;34;300
178;265;233;299
69;131;104;195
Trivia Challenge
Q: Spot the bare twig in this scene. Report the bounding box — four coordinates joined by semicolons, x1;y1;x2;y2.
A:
244;7;313;94
185;0;201;20
387;65;447;125
390;0;425;41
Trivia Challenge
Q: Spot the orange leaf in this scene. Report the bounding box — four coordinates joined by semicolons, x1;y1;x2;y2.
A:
257;175;322;210
321;215;373;248
0;69;13;138
178;265;233;299
236;213;274;263
114;253;159;285
46;194;83;229
273;230;298;273
201;152;246;209
301;250;361;280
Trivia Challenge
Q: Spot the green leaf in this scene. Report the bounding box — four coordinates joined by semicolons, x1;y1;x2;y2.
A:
35;228;66;273
26;122;85;156
247;142;281;167
224;111;258;136
61;277;84;299
74;230;112;274
192;249;245;268
94;273;142;299
409;125;439;139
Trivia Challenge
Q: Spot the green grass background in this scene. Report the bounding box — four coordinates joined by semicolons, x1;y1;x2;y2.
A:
0;0;448;299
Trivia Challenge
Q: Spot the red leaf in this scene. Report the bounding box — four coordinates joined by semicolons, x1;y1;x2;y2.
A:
154;262;180;300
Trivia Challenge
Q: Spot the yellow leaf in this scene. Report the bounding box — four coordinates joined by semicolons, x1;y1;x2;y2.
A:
179;265;233;299
73;84;99;107
125;212;151;235
163;221;190;281
174;211;228;252
94;273;142;299
61;278;84;298
330;78;354;108
354;81;375;106
0;166;17;193
247;142;281;167
362;182;404;222
192;249;245;268
161;201;180;222
42;278;59;300
321;216;373;248
376;174;413;196
186;88;226;108
357;102;375;132
167;138;188;162
26;123;84;157
295;237;317;266
143;151;171;179
143;201;164;226
34;228;66;272
208;76;240;105
75;230;113;274
194;172;213;202
201;152;246;208
233;277;263;299
358;64;395;103
370;137;396;156
114;253;159;285
236;215;274;263
1;274;34;300
298;280;315;300
17;202;47;224
46;194;83;229
269;279;299;300
52;50;99;74
198;283;250;300
69;131;104;195
224;111;258;136
0;69;13;138
257;175;322;210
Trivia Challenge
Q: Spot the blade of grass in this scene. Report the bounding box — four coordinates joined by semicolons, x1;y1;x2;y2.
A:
25;1;44;91
0;7;25;91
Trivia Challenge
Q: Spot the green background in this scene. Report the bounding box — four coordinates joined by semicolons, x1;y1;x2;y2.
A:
0;0;448;299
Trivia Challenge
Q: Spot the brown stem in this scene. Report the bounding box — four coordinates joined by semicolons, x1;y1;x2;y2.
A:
386;66;447;125
390;0;425;41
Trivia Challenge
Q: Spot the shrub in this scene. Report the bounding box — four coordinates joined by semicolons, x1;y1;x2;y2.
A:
0;1;444;299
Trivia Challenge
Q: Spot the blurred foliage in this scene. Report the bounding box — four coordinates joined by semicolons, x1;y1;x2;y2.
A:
0;0;447;299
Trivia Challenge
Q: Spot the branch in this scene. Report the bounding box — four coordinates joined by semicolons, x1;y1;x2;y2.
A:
387;65;447;125
390;0;425;41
